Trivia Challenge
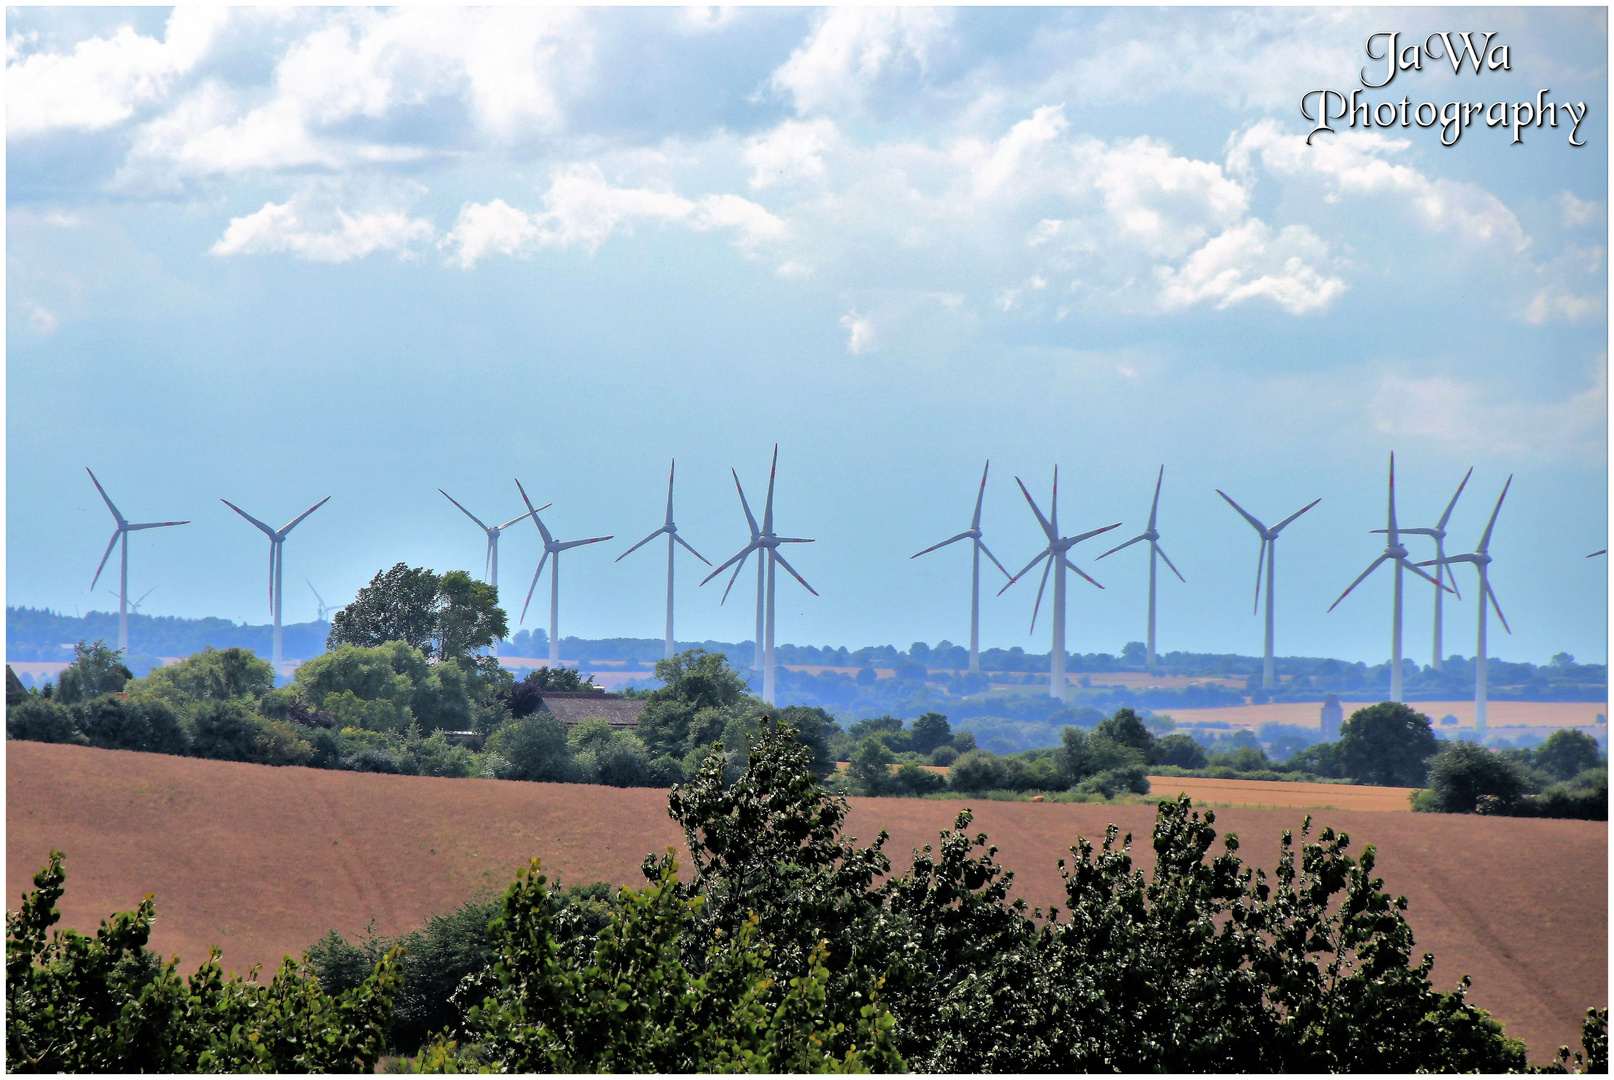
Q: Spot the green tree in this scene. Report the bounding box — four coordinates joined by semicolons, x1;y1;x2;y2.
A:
848;735;896;795
1534;728;1604;782
1154;732;1208;769
75;695;188;755
635;649;759;760
188;700;314;766
124;646;275;711
433;570;508;672
910;712;953;755
1337;702;1439;786
1094;707;1156;762
486;713;575;782
6;697;86;745
7;851;400;1072
1418;740;1529;813
293;642;473;735
53;641;133;705
329;563;441;653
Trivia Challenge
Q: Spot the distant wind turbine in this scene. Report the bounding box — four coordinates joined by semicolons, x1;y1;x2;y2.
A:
222;495;331;675
1328;454;1450;703
701;446;817;704
1097;466;1185;672
1590;550;1607;558
998;468;1120;701
514;479;613;668
617;460;711;660
307;580;333;622
1418;476;1511;737
104;586;156;617
1217;487;1320;691
86;468;188;654
1375;467;1470;671
439;488;546;594
910;460;1012;675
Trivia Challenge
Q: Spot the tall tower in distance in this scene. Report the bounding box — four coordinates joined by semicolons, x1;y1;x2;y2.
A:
1320;694;1344;741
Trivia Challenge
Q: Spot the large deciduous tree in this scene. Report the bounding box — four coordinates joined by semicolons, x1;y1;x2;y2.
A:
1337;701;1440;787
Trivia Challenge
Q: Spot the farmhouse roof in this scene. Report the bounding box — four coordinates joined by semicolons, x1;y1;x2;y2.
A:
536;691;646;730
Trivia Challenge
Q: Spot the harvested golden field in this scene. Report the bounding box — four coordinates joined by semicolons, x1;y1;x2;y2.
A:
1147;774;1416;812
7;742;1603;1063
1167;700;1608;731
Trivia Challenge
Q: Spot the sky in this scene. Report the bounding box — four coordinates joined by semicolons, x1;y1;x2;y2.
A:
6;6;1608;667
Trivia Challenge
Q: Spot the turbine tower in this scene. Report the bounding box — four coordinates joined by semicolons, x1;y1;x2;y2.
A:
439;488;544;593
1376;467;1471;671
221;495;330;676
701;446;817;704
514;479;612;668
616;460;712;659
1419;477;1511;738
1327;454;1449;703
1097;466;1185;672
910;460;1012;674
86;469;188;655
998;468;1120;701
1216;488;1321;691
708;468;766;671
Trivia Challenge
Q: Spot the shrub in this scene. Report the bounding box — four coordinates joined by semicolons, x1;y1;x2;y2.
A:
928;744;959;767
187;700;314;766
1534;729;1604;782
1419;740;1528;813
124;646;272;710
1153;732;1208;769
848;735;897;795
6;697;86;745
1076;764;1150;798
76;695;188;755
594;732;653;788
485;713;575;782
948;749;1007;793
890;762;947;797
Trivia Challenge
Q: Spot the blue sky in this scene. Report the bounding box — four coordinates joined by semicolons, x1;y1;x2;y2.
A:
7;7;1607;665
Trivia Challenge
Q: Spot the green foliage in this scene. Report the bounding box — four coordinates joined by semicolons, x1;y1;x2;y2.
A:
1154;732;1208;769
1054;725;1146;788
52;640;133;706
1418;740;1530;813
329;563;442;654
636;649;759;760
187;699;314;766
294;642;473;735
848;735;897;795
6;697;87;745
1093;706;1156;761
124;646;274;711
415;859;902;1072
1337;702;1440;787
486;712;575;782
910;711;952;755
1533;729;1605;782
75;695;188;755
1208;745;1272;771
7;851;400;1072
948;748;1009;793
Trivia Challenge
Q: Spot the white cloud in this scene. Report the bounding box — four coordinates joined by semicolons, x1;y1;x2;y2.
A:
440;165;788;266
744;118;838;189
21;300;58;334
1155;220;1346;315
210;197;433;262
1369;365;1607;462
840;309;876;354
1524;286;1604;325
1560;191;1602;228
770;7;953;115
7;8;228;136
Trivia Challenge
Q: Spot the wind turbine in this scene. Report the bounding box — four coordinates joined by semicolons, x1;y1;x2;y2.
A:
514;479;612;668
1327;454;1450;703
910;461;1012;675
86;468;188;655
1418;477;1511;738
221;495;331;676
617;460;711;660
1217;487;1321;691
439;488;545;593
997;468;1120;701
1097;466;1185;672
1375;467;1470;671
701;446;817;704
104;586;156;617
307;580;333;622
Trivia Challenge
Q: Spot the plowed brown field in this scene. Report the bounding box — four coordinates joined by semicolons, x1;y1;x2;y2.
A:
8;742;1604;1063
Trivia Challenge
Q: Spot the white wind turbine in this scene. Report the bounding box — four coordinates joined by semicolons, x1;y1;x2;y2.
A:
1217;488;1321;691
997;468;1120;701
307;580;333;622
1418;476;1511;738
701;446;817;704
1377;467;1471;671
616;460;712;659
439;488;546;594
103;586;156;617
1097;465;1185;672
222;495;331;676
514;479;613;668
86;469;189;655
1328;454;1450;703
910;460;1012;675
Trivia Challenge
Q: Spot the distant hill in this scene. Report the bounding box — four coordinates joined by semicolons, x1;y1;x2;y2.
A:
6;606;330;677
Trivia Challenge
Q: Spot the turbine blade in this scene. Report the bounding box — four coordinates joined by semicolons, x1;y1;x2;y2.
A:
1437;467;1473;530
1270;497;1322;535
976;539;1013;581
520;550;551;623
123;520;189;531
772;550;818;597
134;586;156;606
90;530;120;590
557;535;613;551
1386;452;1398;540
971;460;990;531
912;531;973;558
86;468;126;526
1588;550;1607;558
616;527;668;561
1097;533;1147;560
673;533;711;565
1478;476;1511;553
1328;554;1389;612
1217;489;1267;534
702;542;761;586
1147;465;1164;532
1401;558;1451;592
732;469;760;538
1253;536;1267;615
1004;547;1052;591
221;498;277;537
514;478;555;546
1028;551;1054;633
1069;521;1122;545
719;549;751;604
278;495;331;536
495;511;535;531
762;445;778;537
1155;542;1186;583
1420;554;1479;567
774;537;815;544
665;459;676;527
1487;581;1511;634
440;489;489;530
1015;475;1056;541
1064;557;1104;589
